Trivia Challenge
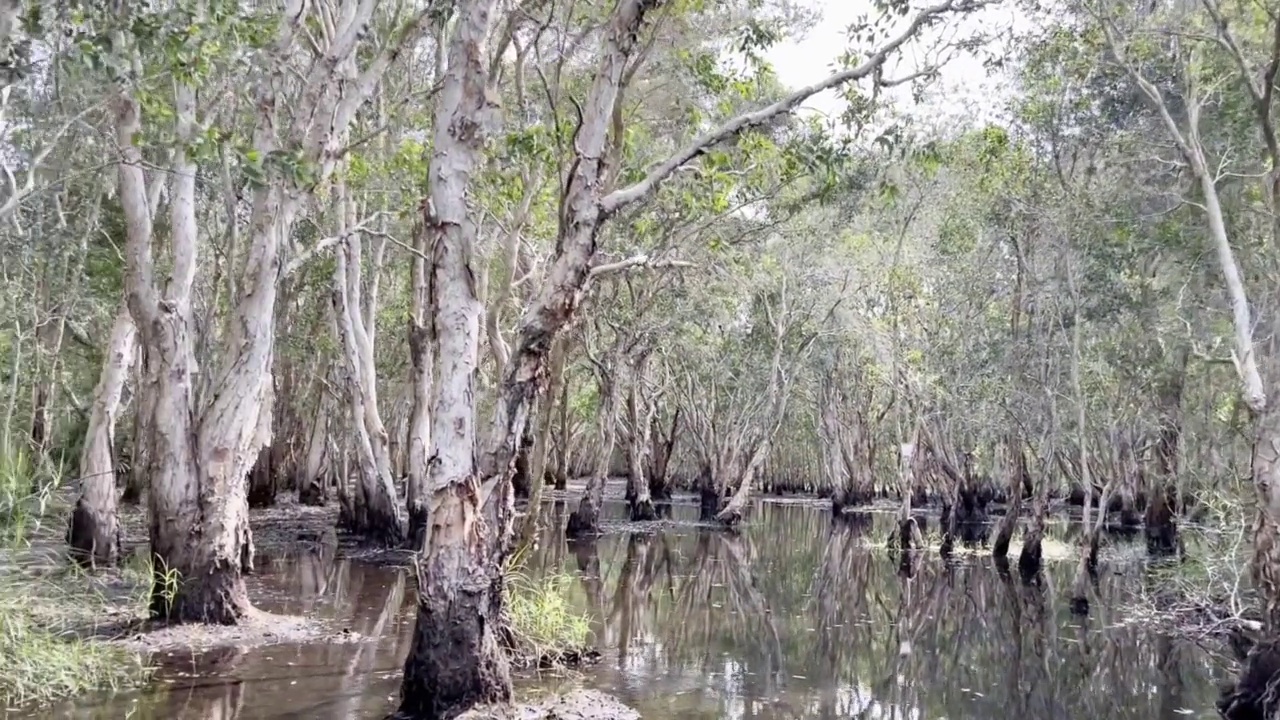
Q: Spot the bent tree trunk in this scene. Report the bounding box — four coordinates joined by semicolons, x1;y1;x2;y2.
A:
67;303;135;568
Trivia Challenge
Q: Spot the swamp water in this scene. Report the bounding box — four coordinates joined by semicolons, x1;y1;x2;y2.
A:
31;501;1230;719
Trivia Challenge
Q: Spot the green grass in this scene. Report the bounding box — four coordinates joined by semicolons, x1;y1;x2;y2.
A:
0;441;151;710
504;547;592;666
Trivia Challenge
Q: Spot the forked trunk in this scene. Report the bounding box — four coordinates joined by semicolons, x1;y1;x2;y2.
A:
67;304;135;568
398;0;956;710
119;81;258;624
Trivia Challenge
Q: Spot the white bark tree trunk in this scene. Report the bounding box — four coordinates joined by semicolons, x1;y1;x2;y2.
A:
67;302;135;567
122;0;420;623
298;385;331;506
398;0;510;715
332;187;405;546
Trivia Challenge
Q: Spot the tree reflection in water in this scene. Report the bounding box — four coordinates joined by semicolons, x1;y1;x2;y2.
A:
532;501;1232;720
33;502;1234;720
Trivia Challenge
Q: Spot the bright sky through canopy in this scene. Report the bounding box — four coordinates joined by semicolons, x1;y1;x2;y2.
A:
763;0;1029;128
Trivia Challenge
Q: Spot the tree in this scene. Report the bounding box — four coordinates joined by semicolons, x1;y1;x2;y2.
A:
397;0;985;715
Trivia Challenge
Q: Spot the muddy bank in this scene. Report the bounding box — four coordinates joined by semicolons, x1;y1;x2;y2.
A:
110;607;359;656
457;690;639;720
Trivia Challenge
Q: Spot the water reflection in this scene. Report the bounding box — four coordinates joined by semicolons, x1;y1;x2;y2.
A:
29;501;1228;719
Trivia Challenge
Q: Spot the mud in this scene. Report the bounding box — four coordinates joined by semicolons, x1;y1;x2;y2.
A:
111;607;359;655
459;690;640;720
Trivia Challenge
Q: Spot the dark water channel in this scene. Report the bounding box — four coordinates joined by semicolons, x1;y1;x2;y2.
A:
36;500;1228;719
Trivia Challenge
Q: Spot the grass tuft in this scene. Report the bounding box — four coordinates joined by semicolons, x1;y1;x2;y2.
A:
0;442;151;710
503;546;592;667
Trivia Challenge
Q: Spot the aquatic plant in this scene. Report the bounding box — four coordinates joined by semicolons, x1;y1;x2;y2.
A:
503;549;592;667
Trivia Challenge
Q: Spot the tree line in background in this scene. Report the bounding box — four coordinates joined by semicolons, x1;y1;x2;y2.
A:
3;0;1280;716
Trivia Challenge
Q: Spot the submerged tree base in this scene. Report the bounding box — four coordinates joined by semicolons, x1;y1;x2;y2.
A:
397;569;511;720
1219;637;1280;720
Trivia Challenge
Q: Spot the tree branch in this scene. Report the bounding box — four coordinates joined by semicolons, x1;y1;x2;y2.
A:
601;0;983;214
586;253;694;280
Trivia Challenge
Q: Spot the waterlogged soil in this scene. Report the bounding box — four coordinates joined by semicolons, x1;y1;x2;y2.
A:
26;498;1233;719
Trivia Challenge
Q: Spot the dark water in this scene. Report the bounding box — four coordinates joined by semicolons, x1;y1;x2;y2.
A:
33;500;1228;719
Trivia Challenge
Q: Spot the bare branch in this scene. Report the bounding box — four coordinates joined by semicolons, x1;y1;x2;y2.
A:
586;253;695;280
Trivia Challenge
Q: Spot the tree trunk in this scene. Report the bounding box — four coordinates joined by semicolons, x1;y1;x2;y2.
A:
1146;349;1186;556
406;191;433;549
717;443;768;527
298;389;330;506
397;0;511;715
67;304;135;568
647;407;677;500
1067;268;1092;612
331;209;406;547
992;436;1026;560
566;375;616;539
516;335;566;548
246;444;276;508
625;357;656;521
1018;462;1052;580
398;0;964;711
119;80;260;624
120;354;147;506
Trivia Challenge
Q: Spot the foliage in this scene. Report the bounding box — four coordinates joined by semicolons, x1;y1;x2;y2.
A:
0;449;149;709
504;553;593;666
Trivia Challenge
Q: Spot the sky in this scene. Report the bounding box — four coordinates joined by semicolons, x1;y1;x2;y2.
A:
762;0;1033;130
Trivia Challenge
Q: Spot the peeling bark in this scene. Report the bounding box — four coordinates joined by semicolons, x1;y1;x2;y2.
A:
397;0;509;714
